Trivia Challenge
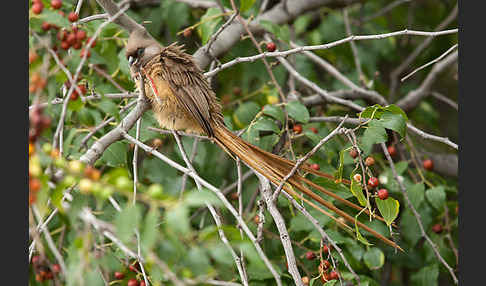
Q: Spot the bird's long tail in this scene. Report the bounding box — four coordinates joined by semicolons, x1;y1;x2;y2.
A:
213;124;402;251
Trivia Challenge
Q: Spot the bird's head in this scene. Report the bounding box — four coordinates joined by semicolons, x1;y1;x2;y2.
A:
125;29;162;68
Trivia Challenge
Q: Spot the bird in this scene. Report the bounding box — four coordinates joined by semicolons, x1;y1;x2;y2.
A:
125;29;401;251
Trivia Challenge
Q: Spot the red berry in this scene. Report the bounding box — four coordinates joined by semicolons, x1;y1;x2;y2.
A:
329;271;339;280
58;10;65;17
61;40;70;50
51;0;62;9
423;159;433;170
30;178;41;192
32;2;44;14
377;188;389;200
322;244;331;254
76;30;87;41
57;30;68;41
41;22;51;31
127;279;139;286
230;192;239;200
52;264;61;273
68;12;79;22
349;148;358;159
432;223;443;234
139;281;146;286
29;51;38;64
87;37;97;47
45;271;54;280
320;260;331;270
183;29;192;38
387;145;397;156
266;42;276;52
368;177;379;188
41;116;51;129
309;127;318;134
353;174;362;182
80;48;91;58
114;271;124;280
365;156;375;166
32;255;41;264
293;124;302;134
128;264;138;272
78;84;87;95
73;41;82;50
305;251;315;260
310;163;320;171
66;32;76;45
35;273;44;282
321;272;331;283
70;91;79;101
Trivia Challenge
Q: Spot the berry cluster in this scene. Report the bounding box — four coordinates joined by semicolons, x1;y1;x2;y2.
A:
111;261;147;286
64;78;87;100
31;0;95;62
31;255;61;283
29;106;51;143
29;72;48;94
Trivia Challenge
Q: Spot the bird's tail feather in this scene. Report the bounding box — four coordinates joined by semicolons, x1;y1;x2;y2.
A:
213;125;402;251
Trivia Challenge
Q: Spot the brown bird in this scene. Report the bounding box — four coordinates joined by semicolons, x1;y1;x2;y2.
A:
125;29;401;251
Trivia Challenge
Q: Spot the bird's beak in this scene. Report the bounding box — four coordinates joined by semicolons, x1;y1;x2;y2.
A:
128;56;135;66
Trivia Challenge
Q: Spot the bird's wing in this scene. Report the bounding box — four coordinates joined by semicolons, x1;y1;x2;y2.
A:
155;44;214;137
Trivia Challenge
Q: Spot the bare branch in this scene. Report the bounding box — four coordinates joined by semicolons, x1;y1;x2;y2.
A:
380;143;458;284
256;173;303;286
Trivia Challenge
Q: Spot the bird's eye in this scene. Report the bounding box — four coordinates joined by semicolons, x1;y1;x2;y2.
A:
136;48;145;57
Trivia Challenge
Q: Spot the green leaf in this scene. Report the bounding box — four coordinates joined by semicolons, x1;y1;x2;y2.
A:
233;101;260;128
379;111;406;137
375;197;400;226
259;20;281;36
252;117;280;133
363;247;385;270
141;207;160;254
361;120;387;153
100;142;127;167
349;171;367;206
240;0;256;12
197;8;223;45
114;205;141;244
411;264;439;286
165;204;190;235
68;97;84;112
97;99;120;120
262;104;285;122
407;183;425;208
118;49;131;77
290;214;314;232
285;100;309;123
355;221;373;246
185;188;223;207
40;10;71;28
425;186;446;211
358;104;408;121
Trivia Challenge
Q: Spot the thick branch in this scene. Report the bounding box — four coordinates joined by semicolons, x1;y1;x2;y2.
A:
193;0;360;69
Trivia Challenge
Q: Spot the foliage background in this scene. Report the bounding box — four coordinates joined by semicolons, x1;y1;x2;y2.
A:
29;0;458;285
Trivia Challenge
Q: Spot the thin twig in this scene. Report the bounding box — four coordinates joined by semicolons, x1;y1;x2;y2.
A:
401;44;458;82
172;131;249;286
272;115;347;201
122;131;282;285
343;8;365;85
204;28;458;77
380;143;458;284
